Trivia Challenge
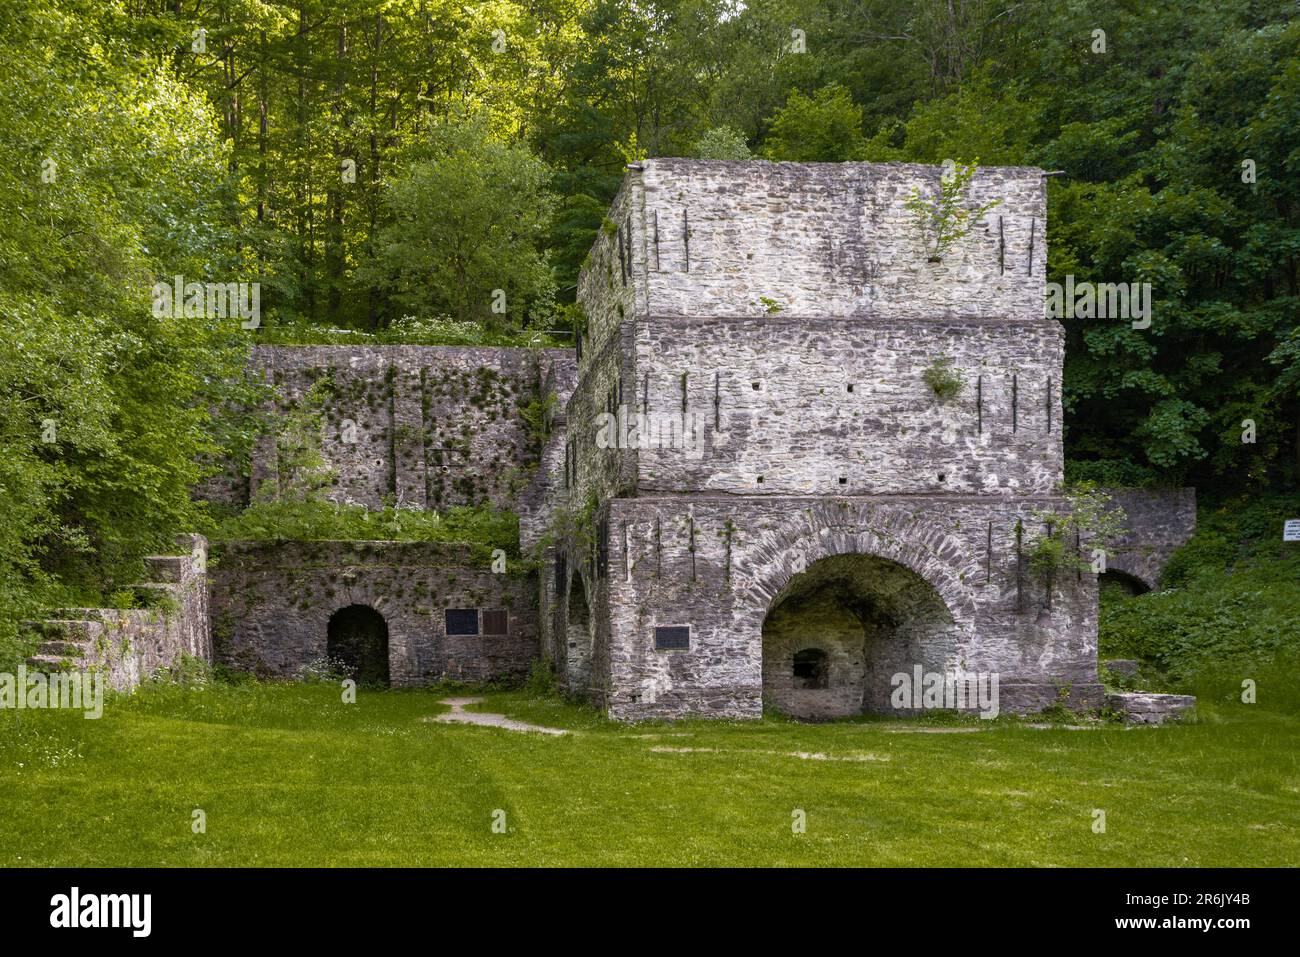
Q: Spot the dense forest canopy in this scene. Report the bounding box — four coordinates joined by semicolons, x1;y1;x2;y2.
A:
1;0;1297;631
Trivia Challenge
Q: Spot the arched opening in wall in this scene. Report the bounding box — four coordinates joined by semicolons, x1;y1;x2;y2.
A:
327;604;390;687
565;573;593;693
1098;569;1151;599
761;554;958;720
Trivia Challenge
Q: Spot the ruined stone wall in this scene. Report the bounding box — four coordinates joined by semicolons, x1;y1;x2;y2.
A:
209;540;537;684
1103;487;1197;589
576;178;642;360
639;159;1046;320
205;345;575;511
592;496;1099;720
565;161;1060;509
564;324;639;512
24;535;211;692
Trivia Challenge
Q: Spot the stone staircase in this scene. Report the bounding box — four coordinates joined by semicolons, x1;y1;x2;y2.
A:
22;618;106;673
21;544;206;688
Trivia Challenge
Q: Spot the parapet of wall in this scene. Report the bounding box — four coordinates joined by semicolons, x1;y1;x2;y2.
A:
205;345;576;512
1102;487;1197;590
210;539;538;684
23;534;211;691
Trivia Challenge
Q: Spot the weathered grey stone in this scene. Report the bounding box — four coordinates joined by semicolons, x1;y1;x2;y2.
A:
209;540;537;685
1107;691;1197;725
1100;488;1197;591
530;159;1137;720
24;534;211;692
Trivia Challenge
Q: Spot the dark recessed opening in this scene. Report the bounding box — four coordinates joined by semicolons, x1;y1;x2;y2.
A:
654;625;691;651
327;604;389;687
846;384;854;392
756;475;764;484
752;382;761;390
838;477;847;485
445;608;479;635
792;648;829;690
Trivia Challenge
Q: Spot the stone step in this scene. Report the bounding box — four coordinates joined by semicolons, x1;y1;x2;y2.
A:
21;619;105;642
144;554;188;583
36;640;88;658
24;654;80;672
1106;691;1197;725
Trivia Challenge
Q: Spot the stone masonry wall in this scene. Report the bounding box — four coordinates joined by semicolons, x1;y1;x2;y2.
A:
210;540;537;684
592;496;1100;720
634;315;1063;496
24;534;211;692
205;345;575;512
576;159;1048;328
1103;487;1197;589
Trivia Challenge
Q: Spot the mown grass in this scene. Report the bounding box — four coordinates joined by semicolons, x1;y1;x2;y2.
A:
1;680;1296;867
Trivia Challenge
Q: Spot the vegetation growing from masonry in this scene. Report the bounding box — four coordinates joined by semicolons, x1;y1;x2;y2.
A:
921;356;964;401
904;160;1001;261
1025;484;1129;580
212;502;520;558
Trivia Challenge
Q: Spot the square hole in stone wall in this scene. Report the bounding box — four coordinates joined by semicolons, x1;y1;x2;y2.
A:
482;609;509;635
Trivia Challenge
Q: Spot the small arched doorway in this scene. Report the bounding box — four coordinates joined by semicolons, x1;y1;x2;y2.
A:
327;604;390;687
761;553;958;719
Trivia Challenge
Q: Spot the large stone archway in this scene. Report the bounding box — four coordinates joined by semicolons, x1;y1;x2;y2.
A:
737;502;979;626
761;553;961;719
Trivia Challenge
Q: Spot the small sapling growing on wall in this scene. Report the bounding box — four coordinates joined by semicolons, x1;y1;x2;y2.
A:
922;356;964;402
904;160;1001;262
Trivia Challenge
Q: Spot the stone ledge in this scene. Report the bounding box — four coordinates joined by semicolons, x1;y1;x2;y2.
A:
1107;691;1197;725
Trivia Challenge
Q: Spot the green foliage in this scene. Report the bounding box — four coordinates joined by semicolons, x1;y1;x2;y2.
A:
263;377;337;504
523;659;558;696
357;110;557;330
257;316;565;348
763;84;866;162
519;390;558;450
1026;484;1128;579
921;356;964;401
1099;496;1300;702
903;161;1001;262
0;0;248;645
690;126;753;161
213;500;521;560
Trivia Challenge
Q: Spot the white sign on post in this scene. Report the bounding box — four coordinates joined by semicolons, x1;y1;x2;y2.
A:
1284;519;1300;542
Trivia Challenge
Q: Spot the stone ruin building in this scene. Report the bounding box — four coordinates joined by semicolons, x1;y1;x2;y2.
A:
22;160;1197;722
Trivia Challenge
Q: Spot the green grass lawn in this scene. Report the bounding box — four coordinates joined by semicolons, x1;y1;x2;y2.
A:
1;681;1297;867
